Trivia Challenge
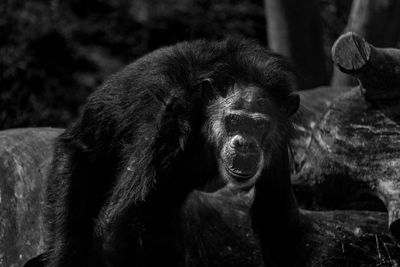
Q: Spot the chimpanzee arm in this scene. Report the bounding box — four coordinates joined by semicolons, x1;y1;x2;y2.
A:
45;133;95;267
45;97;121;267
93;97;193;266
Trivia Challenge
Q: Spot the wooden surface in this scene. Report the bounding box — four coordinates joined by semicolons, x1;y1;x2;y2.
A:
295;87;400;241
297;33;400;241
332;32;400;102
331;0;400;87
184;188;400;266
292;85;352;168
0;128;63;267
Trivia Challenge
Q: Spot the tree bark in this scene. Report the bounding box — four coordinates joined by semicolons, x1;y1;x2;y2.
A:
331;0;400;87
294;87;400;241
264;0;328;89
292;85;351;176
296;35;400;242
0;127;63;267
184;188;400;266
301;209;399;266
332;32;400;103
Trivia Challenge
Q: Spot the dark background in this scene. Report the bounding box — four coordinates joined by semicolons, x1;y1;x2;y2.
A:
0;0;355;130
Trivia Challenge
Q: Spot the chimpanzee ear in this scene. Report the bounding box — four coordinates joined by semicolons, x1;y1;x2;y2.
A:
282;93;299;117
199;78;215;102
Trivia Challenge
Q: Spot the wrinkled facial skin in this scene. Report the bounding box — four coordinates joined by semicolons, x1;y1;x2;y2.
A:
222;89;272;182
206;84;285;187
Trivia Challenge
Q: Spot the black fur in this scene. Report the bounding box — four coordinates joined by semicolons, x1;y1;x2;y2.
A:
29;38;300;267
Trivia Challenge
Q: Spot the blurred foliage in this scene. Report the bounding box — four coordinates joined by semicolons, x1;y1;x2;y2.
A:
1;0;349;129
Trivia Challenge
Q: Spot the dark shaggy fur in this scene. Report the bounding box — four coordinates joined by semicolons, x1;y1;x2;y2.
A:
26;38;301;267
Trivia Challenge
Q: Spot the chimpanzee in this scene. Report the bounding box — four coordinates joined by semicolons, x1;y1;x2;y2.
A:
25;38;301;267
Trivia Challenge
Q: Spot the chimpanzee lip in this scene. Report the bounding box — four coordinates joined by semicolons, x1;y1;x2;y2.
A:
223;144;261;181
225;166;254;180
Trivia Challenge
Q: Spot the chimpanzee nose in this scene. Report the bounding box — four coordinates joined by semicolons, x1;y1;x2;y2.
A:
231;135;257;153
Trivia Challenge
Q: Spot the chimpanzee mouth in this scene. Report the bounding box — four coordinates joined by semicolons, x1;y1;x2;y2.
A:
224;153;261;181
225;167;255;180
223;141;262;182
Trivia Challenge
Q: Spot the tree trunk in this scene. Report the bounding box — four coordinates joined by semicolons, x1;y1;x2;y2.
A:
264;0;328;89
331;0;400;87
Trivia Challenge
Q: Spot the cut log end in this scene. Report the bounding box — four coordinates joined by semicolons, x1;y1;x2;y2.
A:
331;32;371;72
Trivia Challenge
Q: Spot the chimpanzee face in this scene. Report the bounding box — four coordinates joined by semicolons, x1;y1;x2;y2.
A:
203;81;299;187
221;85;274;183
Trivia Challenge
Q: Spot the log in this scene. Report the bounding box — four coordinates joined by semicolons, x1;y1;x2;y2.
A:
185;188;400;266
0;128;63;267
301;209;400;266
332;32;400;102
293;86;351;171
294;33;400;240
294;87;400;241
331;0;400;87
